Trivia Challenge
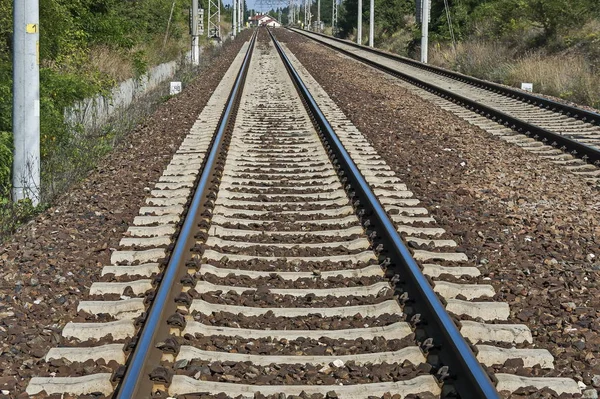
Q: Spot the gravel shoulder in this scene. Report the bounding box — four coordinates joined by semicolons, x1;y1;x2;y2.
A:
274;28;600;391
0;31;252;397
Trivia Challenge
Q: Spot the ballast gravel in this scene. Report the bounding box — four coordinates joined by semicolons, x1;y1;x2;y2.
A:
0;30;252;397
194;311;404;330
180;334;415;355
274;29;600;394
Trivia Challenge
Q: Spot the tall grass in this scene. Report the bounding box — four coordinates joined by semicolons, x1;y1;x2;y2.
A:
429;40;600;109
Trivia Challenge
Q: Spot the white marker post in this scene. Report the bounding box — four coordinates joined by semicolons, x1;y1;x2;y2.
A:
521;83;533;92
13;0;40;206
421;0;429;63
357;0;362;45
170;82;182;95
191;0;200;65
368;0;374;47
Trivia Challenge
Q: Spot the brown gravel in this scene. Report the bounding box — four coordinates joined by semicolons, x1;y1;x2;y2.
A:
0;31;252;397
180;334;415;355
203;258;377;272
194;311;404;329
174;359;427;385
219;221;357;231
206;245;367;257
199;273;384;289
215;234;364;244
273;29;600;391
198;290;391;308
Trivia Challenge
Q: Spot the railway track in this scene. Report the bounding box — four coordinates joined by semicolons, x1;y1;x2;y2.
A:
291;29;600;184
26;29;581;398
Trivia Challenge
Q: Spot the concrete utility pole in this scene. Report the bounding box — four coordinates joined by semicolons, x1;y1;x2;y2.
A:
13;0;40;206
357;0;362;44
421;0;429;63
232;0;237;37
238;0;243;31
317;0;320;31
368;0;373;47
191;0;200;64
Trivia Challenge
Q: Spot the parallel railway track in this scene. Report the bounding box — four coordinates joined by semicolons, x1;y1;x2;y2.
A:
26;29;581;398
292;29;600;183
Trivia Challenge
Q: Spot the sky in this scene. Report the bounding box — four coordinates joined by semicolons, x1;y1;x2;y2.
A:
227;0;290;13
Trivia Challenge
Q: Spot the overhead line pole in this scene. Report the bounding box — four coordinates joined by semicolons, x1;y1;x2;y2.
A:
232;0;237;37
192;0;200;64
317;0;320;31
238;0;244;33
368;0;374;47
12;0;40;206
357;0;362;44
421;0;429;63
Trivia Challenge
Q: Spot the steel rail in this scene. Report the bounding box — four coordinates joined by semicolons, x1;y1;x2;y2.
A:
290;28;600;166
269;28;500;399
114;30;258;399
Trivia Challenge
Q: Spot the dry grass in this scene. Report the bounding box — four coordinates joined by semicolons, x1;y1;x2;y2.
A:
430;40;515;82
89;30;189;84
89;46;134;82
429;40;600;109
505;53;600;107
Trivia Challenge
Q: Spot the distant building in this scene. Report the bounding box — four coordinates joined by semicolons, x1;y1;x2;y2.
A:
248;14;281;27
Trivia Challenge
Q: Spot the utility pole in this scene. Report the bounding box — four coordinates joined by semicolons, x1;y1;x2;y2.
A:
317;0;320;31
357;0;362;44
332;0;338;34
191;0;200;64
421;0;429;63
368;0;374;47
13;0;40;206
238;2;241;33
304;0;311;29
232;0;237;37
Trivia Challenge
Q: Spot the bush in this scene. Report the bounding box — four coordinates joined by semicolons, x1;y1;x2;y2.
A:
0;0;199;236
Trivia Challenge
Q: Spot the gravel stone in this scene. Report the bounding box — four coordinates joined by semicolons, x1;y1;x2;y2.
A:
0;32;252;396
274;28;600;383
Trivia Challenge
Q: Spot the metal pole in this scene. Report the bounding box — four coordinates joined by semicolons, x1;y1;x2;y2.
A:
232;0;237;37
421;0;429;63
217;0;221;39
238;1;241;32
317;0;320;31
12;0;40;206
368;0;374;47
357;0;362;44
192;0;200;64
332;0;338;34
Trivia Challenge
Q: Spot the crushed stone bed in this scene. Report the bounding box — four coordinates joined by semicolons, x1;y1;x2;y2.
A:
0;31;253;397
274;28;600;390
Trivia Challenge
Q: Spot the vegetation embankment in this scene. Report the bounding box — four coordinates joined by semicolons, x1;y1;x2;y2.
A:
0;0;232;238
301;0;600;110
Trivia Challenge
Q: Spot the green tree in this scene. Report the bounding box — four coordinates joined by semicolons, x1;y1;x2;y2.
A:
524;0;588;39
